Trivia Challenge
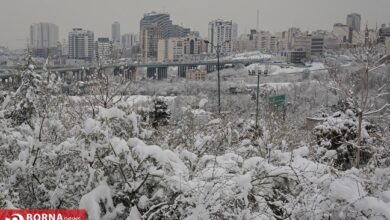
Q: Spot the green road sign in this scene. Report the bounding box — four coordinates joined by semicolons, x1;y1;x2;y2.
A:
268;94;286;111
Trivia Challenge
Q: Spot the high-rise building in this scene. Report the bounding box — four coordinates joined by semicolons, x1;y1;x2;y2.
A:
112;22;121;45
332;23;362;45
347;13;361;32
291;34;311;53
61;39;68;56
30;22;59;58
171;25;191;38
68;28;95;62
121;33;138;48
208;19;233;54
95;38;112;62
286;27;301;50
310;35;324;56
231;23;238;40
255;31;277;53
378;24;390;44
140;12;190;61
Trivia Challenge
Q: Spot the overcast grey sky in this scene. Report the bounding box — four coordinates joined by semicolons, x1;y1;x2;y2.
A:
1;0;390;49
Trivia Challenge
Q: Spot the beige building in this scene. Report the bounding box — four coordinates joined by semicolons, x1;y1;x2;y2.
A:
256;31;277;53
158;38;183;62
233;34;255;52
291;34;311;53
232;30;278;54
158;35;204;62
186;69;206;81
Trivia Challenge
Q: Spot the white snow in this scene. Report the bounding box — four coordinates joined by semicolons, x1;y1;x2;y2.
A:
246;82;293;90
83;118;101;134
199;98;208;108
4;160;26;171
247;62;326;75
329;177;366;203
98;107;125;119
110;137;128;154
128;138;189;178
380;190;390;203
243;157;265;170
126;206;142;220
354;197;390;219
79;183;114;220
138;195;149;209
225;51;273;61
293;146;310;157
129;112;139;136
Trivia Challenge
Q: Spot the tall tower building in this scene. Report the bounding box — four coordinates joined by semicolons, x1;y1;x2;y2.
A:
139;12;190;61
68;28;95;62
208;19;233;54
347;13;361;32
140;12;172;61
111;22;121;45
231;23;238;40
122;33;138;48
30;22;59;58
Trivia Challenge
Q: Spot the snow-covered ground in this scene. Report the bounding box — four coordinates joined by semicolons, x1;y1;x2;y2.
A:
246;82;294;90
226;51;274;61
247;62;326;75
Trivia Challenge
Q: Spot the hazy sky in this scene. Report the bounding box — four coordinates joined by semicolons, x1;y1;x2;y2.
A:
1;0;390;49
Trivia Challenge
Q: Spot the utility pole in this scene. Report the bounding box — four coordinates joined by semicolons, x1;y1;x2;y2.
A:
255;69;262;129
216;44;221;114
204;40;230;114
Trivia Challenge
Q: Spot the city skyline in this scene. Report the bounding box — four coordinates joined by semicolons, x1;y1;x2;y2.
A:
1;0;390;49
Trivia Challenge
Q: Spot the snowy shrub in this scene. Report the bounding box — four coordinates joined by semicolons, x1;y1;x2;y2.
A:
314;105;376;170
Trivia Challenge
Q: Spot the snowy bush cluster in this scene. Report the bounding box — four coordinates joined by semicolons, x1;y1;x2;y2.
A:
0;59;389;220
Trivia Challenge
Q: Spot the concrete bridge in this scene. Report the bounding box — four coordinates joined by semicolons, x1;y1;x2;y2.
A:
0;58;289;85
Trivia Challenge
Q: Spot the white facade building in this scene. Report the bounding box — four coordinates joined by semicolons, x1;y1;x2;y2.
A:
30;22;59;49
208;19;233;54
68;28;95;62
96;38;112;62
30;22;59;57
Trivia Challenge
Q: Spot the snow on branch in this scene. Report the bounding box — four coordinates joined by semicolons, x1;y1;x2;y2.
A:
364;103;390;116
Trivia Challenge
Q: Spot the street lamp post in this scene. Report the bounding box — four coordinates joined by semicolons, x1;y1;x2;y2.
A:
204;40;230;114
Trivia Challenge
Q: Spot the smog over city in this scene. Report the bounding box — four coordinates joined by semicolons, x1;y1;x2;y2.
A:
0;0;390;220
